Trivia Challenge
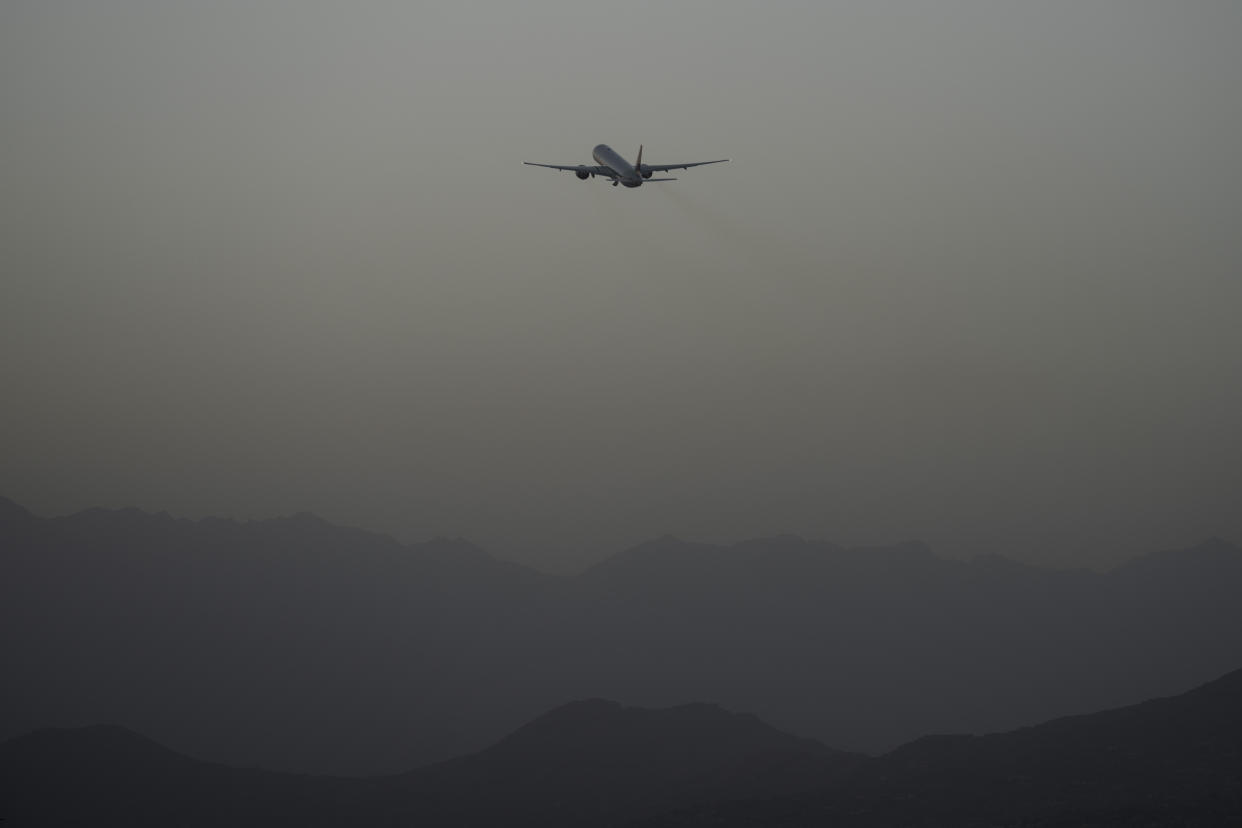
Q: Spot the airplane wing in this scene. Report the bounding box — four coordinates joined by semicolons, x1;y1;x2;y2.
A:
639;159;729;172
523;162;614;176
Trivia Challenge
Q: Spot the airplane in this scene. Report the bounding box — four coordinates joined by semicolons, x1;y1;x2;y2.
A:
524;144;728;188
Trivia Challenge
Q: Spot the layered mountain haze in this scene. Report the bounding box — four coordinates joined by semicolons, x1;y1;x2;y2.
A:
0;700;860;827
637;666;1242;827
3;671;1240;827
0;496;550;774
0;725;366;827
392;699;862;826
3;496;1241;777
7;3;1240;823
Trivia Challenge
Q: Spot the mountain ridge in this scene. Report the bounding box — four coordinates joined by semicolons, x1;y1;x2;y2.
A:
637;665;1242;826
3;494;1240;775
6;495;1235;575
4;669;1240;827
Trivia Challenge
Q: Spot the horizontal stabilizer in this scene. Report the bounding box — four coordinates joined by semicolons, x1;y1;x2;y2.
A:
644;177;678;182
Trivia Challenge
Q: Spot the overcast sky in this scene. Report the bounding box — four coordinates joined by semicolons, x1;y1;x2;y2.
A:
3;1;1240;572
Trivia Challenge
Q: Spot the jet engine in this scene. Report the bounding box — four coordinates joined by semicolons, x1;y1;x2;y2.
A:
641;170;653;179
576;169;591;180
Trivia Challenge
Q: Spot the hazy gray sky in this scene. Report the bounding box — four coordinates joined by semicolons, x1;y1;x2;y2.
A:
4;1;1240;572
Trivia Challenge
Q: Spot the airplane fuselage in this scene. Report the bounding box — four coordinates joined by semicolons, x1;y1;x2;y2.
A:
592;144;644;187
524;144;725;186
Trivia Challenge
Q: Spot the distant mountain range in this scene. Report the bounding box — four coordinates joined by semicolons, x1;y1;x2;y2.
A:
636;665;1242;827
2;495;1241;775
3;669;1239;827
0;699;860;827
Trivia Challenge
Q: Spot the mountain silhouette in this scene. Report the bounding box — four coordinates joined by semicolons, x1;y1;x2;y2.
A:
3;672;1240;827
636;666;1242;826
0;724;365;826
391;699;862;826
3;495;1241;775
0;700;858;827
0;497;552;773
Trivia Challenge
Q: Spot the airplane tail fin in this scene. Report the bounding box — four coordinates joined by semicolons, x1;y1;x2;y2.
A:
636;144;643;173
